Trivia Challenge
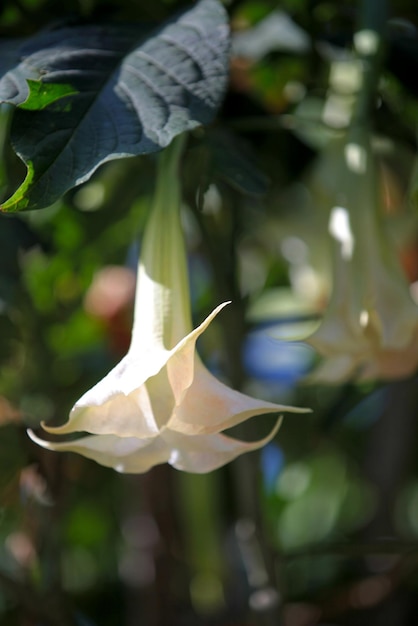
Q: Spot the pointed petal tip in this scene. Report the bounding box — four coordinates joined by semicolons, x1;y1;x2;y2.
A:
27;428;55;450
27;424;85;452
206;300;231;318
280;405;312;414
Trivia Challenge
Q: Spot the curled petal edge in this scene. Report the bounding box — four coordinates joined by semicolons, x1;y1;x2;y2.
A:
26;417;283;474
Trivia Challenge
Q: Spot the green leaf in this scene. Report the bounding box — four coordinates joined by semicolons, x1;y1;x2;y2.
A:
0;0;229;212
19;79;79;110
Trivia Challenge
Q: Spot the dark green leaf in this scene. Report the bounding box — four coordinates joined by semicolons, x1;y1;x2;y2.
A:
0;0;229;212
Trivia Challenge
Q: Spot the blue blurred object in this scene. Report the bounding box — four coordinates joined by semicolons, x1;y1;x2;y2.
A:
243;327;314;385
261;442;285;493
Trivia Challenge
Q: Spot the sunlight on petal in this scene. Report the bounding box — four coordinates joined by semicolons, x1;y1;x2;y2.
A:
28;136;308;474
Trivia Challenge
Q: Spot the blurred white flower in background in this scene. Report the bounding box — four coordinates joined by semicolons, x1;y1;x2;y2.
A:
306;128;418;383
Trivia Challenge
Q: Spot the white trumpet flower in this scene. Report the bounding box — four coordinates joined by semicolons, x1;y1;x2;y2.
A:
307;128;418;383
29;136;307;473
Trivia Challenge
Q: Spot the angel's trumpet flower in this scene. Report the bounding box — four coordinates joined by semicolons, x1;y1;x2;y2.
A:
29;136;307;473
307;128;418;383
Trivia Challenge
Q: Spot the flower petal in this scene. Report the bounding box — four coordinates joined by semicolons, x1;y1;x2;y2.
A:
27;429;170;473
42;383;157;438
164;418;283;473
166;301;230;402
305;354;359;384
359;336;418;381
41;347;171;437
168;358;308;435
28;419;282;474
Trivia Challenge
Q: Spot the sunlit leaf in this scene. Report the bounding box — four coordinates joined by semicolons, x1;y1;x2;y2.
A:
19;79;79;110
